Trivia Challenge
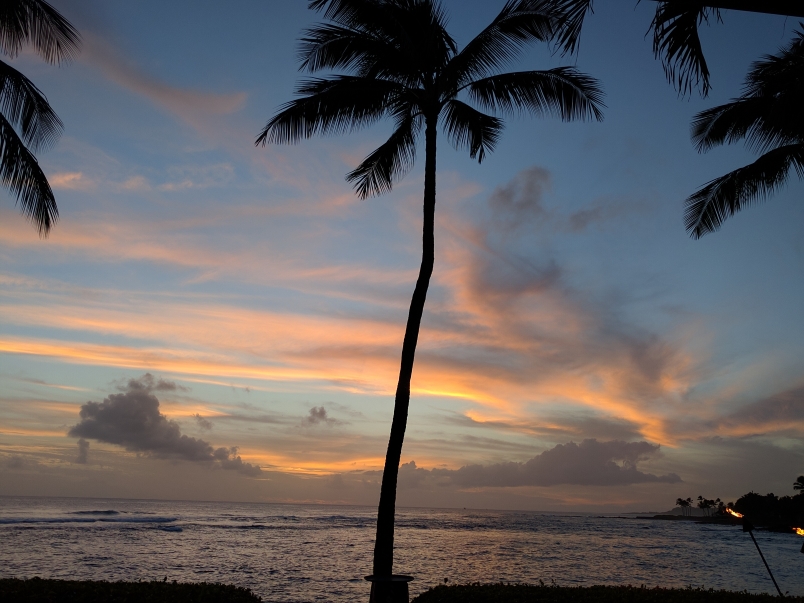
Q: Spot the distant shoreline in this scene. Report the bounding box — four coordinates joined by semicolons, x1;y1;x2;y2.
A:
637;513;800;533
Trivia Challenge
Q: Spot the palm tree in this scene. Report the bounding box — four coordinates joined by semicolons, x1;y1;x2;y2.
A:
257;0;604;590
684;29;804;237
795;475;804;491
1;0;80;236
550;1;804;97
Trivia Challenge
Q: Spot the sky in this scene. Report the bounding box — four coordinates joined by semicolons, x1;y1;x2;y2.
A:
1;0;803;512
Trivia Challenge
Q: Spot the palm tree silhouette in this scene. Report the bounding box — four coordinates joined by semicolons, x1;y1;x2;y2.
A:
1;0;80;235
257;0;604;587
794;475;804;491
550;1;804;97
684;28;804;238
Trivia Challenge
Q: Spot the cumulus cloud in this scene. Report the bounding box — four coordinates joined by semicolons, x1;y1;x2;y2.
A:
213;447;261;477
68;376;259;477
441;440;680;487
75;438;89;464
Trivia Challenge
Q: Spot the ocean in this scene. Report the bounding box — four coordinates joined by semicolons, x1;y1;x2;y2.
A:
1;496;802;602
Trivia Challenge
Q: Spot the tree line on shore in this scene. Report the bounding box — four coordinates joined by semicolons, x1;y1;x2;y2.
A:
674;476;804;527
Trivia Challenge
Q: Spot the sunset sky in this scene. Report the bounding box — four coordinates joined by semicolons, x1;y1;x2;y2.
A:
1;0;802;511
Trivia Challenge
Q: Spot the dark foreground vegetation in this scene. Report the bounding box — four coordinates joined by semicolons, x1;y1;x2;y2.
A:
4;580;802;603
0;578;261;603
412;584;804;603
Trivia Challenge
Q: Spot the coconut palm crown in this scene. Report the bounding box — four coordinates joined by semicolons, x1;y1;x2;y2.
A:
684;28;804;238
1;0;80;235
256;0;604;582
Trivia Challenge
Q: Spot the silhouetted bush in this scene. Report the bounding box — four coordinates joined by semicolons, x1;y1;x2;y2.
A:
412;584;804;603
734;492;804;528
0;578;261;603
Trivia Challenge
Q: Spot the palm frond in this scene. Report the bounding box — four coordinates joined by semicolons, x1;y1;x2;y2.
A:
442;100;502;163
692;28;804;154
444;0;555;88
308;0;376;24
650;2;718;98
298;21;430;85
0;112;57;235
306;1;455;88
255;76;406;145
299;23;389;73
0;0;80;64
691;97;802;155
745;28;804;97
684;143;804;238
346;112;421;198
0;59;62;152
468;67;604;121
550;0;594;56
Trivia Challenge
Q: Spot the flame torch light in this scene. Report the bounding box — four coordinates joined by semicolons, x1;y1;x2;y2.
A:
726;508;744;518
737;516;784;597
795;528;804;555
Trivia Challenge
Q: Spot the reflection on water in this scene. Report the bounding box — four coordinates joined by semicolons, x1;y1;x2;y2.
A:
1;497;802;602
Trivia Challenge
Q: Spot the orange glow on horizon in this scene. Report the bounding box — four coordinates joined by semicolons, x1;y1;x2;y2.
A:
726;508;744;518
794;527;804;536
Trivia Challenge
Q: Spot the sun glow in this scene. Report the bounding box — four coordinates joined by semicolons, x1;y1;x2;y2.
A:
794;527;804;536
726;508;744;518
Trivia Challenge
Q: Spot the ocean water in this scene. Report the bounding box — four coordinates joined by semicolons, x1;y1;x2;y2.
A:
1;497;802;602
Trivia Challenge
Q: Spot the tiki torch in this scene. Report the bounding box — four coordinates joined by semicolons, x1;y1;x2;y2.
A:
727;508;784;598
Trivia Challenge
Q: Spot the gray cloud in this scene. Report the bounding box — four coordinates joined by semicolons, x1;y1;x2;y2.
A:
68;379;260;477
488;166;643;234
121;373;186;393
5;455;26;470
357;440;679;489
440;440;680;487
449;412;643;442
722;387;804;432
667;386;804;439
213;447;261;477
75;438;89;464
193;413;213;430
567;197;646;233
303;406;341;426
489;166;551;230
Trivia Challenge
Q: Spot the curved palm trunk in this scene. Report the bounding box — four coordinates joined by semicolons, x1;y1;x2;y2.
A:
372;116;437;579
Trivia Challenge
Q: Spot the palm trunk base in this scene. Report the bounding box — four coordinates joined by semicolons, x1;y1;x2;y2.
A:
366;575;413;603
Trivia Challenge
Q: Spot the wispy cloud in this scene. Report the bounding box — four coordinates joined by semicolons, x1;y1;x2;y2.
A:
50;172;94;191
82;32;246;121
